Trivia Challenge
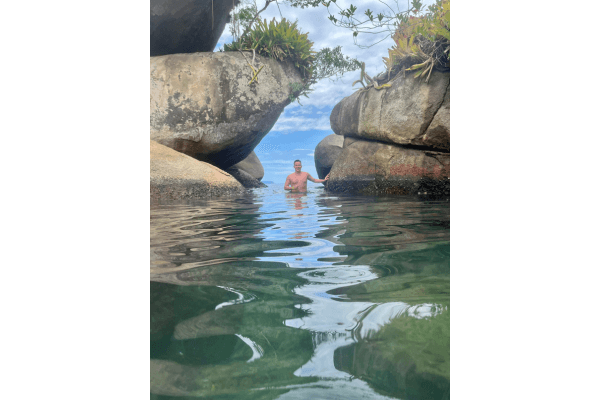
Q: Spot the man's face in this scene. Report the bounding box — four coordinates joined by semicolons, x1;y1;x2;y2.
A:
294;162;302;172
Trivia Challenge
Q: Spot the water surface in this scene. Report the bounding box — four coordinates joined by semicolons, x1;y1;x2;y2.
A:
151;184;450;399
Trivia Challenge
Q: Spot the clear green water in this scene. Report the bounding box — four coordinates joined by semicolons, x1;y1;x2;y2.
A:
150;184;450;400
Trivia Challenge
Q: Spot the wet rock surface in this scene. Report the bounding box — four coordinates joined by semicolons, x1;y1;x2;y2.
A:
326;137;449;196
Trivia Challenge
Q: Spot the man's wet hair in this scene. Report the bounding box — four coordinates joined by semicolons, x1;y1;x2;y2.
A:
294;160;302;165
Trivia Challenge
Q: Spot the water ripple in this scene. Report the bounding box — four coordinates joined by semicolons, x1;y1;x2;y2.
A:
150;185;450;399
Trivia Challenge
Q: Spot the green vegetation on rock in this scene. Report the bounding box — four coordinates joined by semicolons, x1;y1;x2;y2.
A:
225;18;316;81
224;2;362;102
291;0;451;85
383;0;450;82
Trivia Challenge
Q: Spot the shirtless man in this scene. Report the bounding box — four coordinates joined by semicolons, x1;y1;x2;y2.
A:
284;160;329;192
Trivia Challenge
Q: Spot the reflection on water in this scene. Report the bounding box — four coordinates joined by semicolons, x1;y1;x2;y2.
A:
151;185;450;400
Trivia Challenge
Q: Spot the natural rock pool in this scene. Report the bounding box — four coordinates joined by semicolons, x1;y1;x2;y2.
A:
151;184;450;400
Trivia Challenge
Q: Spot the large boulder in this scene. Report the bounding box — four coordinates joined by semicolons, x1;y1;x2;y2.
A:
314;134;344;179
151;52;303;170
330;71;450;151
230;151;264;181
150;0;239;56
150;140;244;200
326;137;449;196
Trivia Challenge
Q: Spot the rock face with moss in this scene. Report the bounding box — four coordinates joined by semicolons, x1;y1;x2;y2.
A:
150;140;244;201
327;71;450;195
151;52;303;171
150;0;238;56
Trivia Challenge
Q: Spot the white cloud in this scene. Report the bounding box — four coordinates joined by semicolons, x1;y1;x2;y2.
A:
270;112;332;133
307;152;314;156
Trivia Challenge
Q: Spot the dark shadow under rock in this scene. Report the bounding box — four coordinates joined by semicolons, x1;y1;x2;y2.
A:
226;167;267;188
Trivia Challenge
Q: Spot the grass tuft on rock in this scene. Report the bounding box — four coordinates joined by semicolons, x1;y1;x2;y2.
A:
225;18;316;82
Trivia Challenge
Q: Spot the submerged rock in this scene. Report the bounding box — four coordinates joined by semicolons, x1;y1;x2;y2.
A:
334;330;450;400
150;0;239;56
150;140;244;200
314;134;344;179
330;71;449;151
326;137;449;196
151;52;303;170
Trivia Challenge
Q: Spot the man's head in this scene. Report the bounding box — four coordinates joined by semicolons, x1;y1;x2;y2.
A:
293;160;302;173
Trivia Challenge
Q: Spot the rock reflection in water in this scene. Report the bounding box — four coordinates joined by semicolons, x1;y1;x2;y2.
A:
151;186;449;399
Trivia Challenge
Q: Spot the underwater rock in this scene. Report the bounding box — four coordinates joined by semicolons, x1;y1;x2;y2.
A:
151;52;303;170
326;137;449;196
330;71;449;151
174;305;244;340
334;340;449;400
150;0;239;56
314;134;344;179
150;140;244;200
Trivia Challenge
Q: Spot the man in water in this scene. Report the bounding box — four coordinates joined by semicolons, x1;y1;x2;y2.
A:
284;160;329;192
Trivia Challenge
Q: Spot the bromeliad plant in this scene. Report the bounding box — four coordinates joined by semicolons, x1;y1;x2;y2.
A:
383;0;450;83
224;18;316;82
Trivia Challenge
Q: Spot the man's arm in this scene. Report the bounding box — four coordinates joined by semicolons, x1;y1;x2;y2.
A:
284;176;293;190
307;173;330;184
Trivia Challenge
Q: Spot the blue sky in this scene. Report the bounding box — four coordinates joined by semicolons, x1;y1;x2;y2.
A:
215;1;434;183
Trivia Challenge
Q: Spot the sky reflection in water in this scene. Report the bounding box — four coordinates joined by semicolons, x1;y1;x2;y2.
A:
150;184;450;400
